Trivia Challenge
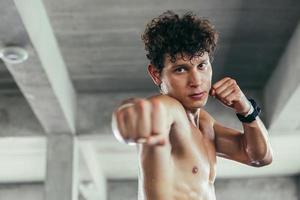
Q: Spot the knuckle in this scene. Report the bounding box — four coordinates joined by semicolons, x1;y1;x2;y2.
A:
125;106;134;115
229;79;235;85
151;99;162;109
135;99;145;111
116;110;124;121
156;101;164;110
144;99;152;109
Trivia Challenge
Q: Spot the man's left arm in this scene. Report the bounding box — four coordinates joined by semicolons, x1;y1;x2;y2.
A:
210;77;273;167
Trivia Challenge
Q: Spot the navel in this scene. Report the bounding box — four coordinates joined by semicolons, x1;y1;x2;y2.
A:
192;166;198;174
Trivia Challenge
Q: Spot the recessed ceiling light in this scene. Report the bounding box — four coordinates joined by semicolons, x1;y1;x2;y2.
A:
0;46;28;64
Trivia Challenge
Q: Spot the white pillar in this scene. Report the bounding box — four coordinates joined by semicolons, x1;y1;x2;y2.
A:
44;134;79;200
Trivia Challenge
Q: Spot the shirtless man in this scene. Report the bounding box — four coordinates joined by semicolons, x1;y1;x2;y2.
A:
111;11;273;200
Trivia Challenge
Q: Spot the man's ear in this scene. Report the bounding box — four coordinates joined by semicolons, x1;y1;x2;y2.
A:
147;64;161;86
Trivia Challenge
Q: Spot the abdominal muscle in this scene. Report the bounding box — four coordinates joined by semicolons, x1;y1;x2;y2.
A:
137;151;216;200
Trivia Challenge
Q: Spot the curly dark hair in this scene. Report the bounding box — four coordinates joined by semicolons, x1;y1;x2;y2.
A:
142;10;219;73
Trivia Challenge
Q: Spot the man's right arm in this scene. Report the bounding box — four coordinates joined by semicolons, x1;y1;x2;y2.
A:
111;95;184;146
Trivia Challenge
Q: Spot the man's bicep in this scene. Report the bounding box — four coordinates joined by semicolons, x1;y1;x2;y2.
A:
213;121;252;165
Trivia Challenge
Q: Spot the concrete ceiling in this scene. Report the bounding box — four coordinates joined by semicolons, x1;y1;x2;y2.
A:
1;0;300;94
0;0;300;198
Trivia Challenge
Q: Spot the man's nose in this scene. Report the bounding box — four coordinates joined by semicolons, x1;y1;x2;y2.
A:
188;70;202;87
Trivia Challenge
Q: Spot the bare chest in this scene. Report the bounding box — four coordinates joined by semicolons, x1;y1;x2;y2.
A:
170;122;217;184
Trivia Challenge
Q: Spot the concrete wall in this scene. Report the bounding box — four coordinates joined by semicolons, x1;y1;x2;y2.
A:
107;176;299;200
0;182;43;200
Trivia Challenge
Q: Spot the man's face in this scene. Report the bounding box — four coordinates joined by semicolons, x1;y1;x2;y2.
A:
160;52;212;111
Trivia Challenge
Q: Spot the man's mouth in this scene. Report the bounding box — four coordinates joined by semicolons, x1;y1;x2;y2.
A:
188;92;206;99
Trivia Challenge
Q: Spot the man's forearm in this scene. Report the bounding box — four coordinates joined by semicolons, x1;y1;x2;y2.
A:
242;117;273;166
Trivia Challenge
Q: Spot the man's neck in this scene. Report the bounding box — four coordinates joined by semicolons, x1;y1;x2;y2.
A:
186;108;201;128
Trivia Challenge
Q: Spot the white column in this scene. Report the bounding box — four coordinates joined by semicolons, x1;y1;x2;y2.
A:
44;134;79;200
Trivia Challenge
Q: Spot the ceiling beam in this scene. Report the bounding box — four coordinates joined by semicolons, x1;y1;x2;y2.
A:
5;0;77;134
264;22;300;132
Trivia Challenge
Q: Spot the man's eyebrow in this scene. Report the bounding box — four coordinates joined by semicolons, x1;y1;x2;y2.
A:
172;63;189;67
172;60;208;67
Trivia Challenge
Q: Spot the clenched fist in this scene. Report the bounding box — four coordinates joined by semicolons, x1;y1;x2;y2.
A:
210;77;251;115
111;98;170;146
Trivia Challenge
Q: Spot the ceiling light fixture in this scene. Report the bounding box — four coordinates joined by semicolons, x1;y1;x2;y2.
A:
0;46;28;64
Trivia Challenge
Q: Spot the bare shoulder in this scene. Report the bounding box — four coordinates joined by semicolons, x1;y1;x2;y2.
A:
148;94;187;121
148;94;185;109
199;109;215;125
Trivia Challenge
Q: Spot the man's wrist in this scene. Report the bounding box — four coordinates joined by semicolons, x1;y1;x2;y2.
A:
236;98;261;123
244;104;254;117
236;100;254;117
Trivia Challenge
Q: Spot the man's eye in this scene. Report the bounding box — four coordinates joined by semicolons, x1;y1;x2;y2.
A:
175;67;186;73
198;62;208;69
